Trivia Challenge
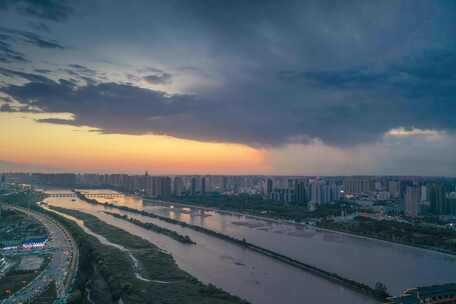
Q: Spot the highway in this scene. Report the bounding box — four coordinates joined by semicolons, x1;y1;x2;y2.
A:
1;206;79;304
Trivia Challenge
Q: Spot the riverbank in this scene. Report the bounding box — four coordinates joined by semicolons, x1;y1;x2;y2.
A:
146;198;297;225
104;211;195;244
80;195;388;302
146;198;456;258
45;205;250;304
319;220;456;256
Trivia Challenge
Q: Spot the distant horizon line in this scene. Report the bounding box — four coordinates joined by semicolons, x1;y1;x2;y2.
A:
2;171;455;179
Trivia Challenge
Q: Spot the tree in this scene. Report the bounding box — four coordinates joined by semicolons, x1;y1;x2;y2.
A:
374;281;389;299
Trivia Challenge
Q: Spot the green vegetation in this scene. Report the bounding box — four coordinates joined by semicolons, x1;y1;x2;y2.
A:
1;190;46;208
158;194;355;222
157;194;456;256
0;271;39;300
104;211;195;244
37;206;112;304
44;205;249;304
2;190;391;302
3;190;248;303
31;281;58;304
83;199;389;301
0;254;52;301
73;191;99;205
320;216;456;254
0;208;47;245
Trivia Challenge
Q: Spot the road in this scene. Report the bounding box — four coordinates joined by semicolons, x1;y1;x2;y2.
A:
1;205;79;304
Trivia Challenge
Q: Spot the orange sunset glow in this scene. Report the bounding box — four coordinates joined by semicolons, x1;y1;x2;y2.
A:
0;112;266;174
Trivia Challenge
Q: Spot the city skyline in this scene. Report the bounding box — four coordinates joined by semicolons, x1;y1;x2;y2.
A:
1;1;456;176
4;172;456;218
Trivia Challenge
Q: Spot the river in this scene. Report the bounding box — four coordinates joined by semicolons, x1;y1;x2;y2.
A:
43;189;456;303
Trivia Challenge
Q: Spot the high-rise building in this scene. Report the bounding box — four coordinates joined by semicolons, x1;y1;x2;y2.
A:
287;179;294;189
191;177;197;195
190;176;205;195
201;177;206;194
447;192;456;216
162;177;172;197
429;184;448;215
271;188;294;203
31;173;77;187
222;176;227;191
405;186;421;217
173;177;185;196
310;180;323;204
329;182;341;202
386;283;456;304
343;178;372;194
321;183;331;204
309;180;340;204
294;180;307;203
388;181;401;199
144;176;171;198
377;191;391;201
0;174;5;190
266;178;273;197
421;185;428;202
374;181;383;191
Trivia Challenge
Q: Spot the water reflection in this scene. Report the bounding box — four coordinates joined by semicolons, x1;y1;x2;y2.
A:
44;190;377;304
140;200;456;296
72;189;456;296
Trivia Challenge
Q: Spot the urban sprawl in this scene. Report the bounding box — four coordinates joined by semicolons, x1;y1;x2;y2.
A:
3;173;456;219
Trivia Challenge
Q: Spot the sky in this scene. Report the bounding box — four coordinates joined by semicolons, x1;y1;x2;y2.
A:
0;0;455;176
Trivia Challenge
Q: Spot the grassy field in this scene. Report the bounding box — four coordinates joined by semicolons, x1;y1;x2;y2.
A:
104;211;195;244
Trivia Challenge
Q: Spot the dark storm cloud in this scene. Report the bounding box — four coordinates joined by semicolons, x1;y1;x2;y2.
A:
27;21;51;33
67;64;97;76
0;27;64;49
143;73;172;85
279;68;387;88
2;54;455;147
2;80;202;134
134;67;173;85
281;50;456;93
276;53;456;135
34;68;52;74
0;0;73;22
61;64;105;86
0;67;53;84
1;1;456;148
0;41;27;63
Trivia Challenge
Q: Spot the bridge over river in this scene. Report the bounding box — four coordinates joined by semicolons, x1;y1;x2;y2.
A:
47;192;123;198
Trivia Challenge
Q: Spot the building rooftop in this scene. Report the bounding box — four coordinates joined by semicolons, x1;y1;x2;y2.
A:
386;283;456;304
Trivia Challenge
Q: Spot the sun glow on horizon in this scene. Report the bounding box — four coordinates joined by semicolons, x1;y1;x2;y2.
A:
0;112;267;174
